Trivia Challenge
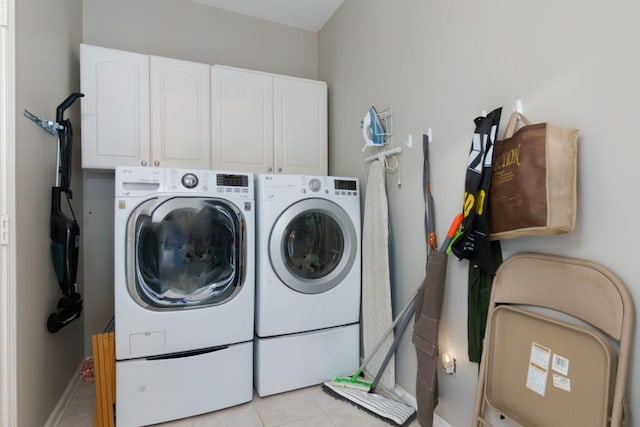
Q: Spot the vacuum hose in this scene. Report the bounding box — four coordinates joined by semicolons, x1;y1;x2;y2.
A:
48;187;82;333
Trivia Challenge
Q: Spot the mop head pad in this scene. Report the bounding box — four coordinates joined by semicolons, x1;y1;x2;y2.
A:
327;375;372;392
322;382;416;426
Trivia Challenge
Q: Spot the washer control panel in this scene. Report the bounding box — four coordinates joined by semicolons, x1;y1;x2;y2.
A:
215;173;251;195
308;178;322;192
181;173;199;189
116;167;254;199
166;169;210;192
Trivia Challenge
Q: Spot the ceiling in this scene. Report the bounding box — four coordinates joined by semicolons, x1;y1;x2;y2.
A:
187;0;344;32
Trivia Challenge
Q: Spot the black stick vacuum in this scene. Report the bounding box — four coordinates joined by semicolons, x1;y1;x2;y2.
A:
26;93;85;332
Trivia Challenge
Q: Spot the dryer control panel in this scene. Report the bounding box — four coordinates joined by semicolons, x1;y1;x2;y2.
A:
301;177;359;197
332;179;358;198
257;174;358;201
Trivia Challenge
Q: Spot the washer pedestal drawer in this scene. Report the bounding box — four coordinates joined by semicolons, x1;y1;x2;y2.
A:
116;341;252;427
254;323;359;397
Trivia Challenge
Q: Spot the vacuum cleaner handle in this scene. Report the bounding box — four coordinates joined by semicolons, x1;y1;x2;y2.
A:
56;92;84;123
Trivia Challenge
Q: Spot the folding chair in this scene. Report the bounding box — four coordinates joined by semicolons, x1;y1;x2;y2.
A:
473;253;635;426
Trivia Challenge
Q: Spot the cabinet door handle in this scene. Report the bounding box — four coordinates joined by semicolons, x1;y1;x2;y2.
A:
154;161;160;166
141;160;147;166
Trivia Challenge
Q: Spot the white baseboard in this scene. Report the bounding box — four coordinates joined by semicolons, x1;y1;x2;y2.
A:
44;358;88;427
433;412;454;427
392;385;453;427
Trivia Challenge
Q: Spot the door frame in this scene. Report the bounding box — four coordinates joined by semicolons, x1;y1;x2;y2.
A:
0;0;17;424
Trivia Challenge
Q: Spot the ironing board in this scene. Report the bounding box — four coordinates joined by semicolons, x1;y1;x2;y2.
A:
473;253;635;427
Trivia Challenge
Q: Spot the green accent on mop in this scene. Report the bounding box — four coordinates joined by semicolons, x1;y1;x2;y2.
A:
327;287;419;392
329;373;371;391
324;296;418;425
324;288;419;425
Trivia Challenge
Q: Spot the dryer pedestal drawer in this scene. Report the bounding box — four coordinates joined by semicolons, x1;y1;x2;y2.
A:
254;323;359;397
116;341;253;426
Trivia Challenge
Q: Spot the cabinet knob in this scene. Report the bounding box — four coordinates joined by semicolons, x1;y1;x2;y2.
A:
141;160;147;166
277;167;283;173
154;161;160;166
268;167;273;172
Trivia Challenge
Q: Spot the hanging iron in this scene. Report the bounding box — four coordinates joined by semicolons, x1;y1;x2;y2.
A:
361;106;386;148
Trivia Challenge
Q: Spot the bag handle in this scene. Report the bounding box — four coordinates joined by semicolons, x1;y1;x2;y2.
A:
504;111;532;138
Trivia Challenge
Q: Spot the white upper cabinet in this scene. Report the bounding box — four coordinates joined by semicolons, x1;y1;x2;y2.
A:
81;45;327;174
274;77;327;175
81;45;211;170
211;66;274;173
212;65;327;176
150;56;211;169
80;44;150;169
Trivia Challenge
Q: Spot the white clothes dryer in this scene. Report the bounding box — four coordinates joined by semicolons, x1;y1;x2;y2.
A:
254;174;361;396
114;167;254;426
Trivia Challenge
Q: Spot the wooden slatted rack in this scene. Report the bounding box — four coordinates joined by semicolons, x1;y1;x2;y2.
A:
92;332;115;427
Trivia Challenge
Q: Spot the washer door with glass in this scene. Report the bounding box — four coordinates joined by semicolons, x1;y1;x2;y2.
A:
269;198;357;294
127;197;246;310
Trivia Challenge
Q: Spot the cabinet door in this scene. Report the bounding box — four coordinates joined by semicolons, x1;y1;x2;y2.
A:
150;56;211;169
212;66;274;173
80;44;150;169
274;77;327;176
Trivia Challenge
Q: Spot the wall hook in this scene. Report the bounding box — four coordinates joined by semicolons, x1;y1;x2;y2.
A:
405;134;413;148
514;99;524;114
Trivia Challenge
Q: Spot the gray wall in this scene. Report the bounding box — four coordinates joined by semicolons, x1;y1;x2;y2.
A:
15;0;83;425
83;0;318;80
319;1;639;426
81;0;320;354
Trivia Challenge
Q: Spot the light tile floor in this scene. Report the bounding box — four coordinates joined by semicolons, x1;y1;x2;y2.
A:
58;379;420;426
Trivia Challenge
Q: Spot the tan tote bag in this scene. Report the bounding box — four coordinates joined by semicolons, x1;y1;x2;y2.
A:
489;112;578;240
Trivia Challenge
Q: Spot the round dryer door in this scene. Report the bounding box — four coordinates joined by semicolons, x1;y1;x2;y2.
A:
269;198;357;294
127;197;246;310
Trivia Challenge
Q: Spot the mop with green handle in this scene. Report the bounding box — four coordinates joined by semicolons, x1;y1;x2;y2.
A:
327;287;419;392
323;133;461;426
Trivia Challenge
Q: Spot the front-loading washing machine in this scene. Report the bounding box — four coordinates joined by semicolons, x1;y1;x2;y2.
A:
254;174;361;396
114;166;255;426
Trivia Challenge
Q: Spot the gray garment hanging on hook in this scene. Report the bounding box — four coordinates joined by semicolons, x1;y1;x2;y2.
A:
412;133;449;426
412;251;448;427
